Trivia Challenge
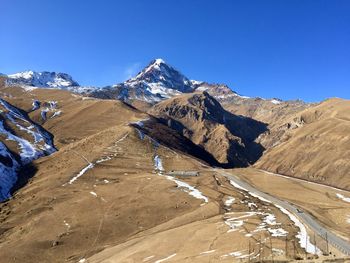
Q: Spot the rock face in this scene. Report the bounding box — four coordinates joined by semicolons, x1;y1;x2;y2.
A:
148;91;267;167
255;98;350;190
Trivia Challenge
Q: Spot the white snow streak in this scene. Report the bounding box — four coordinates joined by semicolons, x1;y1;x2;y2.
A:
275;204;320;254
154;253;176;263
336;193;350;203
90;191;97;197
68;163;94;185
165;175;208;203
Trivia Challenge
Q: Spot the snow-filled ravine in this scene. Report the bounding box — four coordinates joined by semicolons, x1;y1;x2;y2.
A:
0;142;19;200
0;98;56;201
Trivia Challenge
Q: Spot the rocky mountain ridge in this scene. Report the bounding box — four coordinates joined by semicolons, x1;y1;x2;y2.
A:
148;91;267;167
4;59;298;108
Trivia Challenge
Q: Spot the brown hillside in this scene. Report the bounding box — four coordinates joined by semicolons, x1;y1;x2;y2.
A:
148;91;267;167
255;98;350;190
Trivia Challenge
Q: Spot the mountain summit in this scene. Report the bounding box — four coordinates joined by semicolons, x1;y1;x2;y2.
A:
126;58;194;94
91;58;239;104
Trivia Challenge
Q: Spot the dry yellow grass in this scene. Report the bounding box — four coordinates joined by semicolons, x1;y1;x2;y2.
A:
255;98;350;190
0;86;308;263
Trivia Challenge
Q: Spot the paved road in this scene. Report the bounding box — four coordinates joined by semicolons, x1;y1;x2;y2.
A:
215;169;350;256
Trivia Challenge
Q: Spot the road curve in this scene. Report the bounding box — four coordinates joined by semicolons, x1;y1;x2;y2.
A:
215;169;350;256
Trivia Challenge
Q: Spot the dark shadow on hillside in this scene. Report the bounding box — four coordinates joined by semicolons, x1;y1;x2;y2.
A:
130;118;221;167
222;109;268;166
142;111;268;169
10;163;38;197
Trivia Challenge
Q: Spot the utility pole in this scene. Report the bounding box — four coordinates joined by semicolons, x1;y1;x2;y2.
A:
248;240;251;263
269;235;274;263
325;232;329;255
293;239;296;259
314;232;317;256
305;235;308;259
285;235;288;258
259;235;262;262
269;236;274;263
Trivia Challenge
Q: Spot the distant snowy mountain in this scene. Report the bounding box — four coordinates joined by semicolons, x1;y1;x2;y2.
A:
91;58;196;103
6;71;79;88
128;58;194;93
90;58;243;103
3;60;287;106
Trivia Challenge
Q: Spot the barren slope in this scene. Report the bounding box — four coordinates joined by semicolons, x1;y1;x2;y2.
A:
0;84;311;263
148;91;267;167
255;98;350;190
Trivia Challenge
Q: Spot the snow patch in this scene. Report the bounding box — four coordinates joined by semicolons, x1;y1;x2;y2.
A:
336;193;350;203
225;196;235;207
268;227;288;237
270;99;281;104
154;155;164;171
165;175;208;203
51;111;62;118
154;253;177;263
142;255;155;262
68;163;94;185
263;213;278;225
32;100;40;110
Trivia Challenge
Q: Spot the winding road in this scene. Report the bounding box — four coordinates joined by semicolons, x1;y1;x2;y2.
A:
215;169;350;256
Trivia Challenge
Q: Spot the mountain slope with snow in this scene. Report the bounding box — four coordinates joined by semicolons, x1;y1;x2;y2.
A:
6;71;79;88
0;97;56;201
90;58;243;104
4;60;296;110
89;59;295;110
91;59;195;103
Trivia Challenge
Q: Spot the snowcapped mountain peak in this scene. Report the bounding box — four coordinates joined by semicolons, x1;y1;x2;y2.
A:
8;70;35;79
90;58;242;104
131;58;190;86
153;58;166;65
106;58;196;103
6;71;79;88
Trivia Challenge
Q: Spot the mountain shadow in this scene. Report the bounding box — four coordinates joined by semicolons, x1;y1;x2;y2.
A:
147;91;268;168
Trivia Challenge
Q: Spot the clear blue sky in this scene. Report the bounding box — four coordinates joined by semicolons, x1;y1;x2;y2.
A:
1;0;349;101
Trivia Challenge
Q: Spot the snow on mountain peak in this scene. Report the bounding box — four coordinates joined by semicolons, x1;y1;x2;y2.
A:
107;58;195;102
8;70;35;80
154;58;166;65
6;71;79;88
